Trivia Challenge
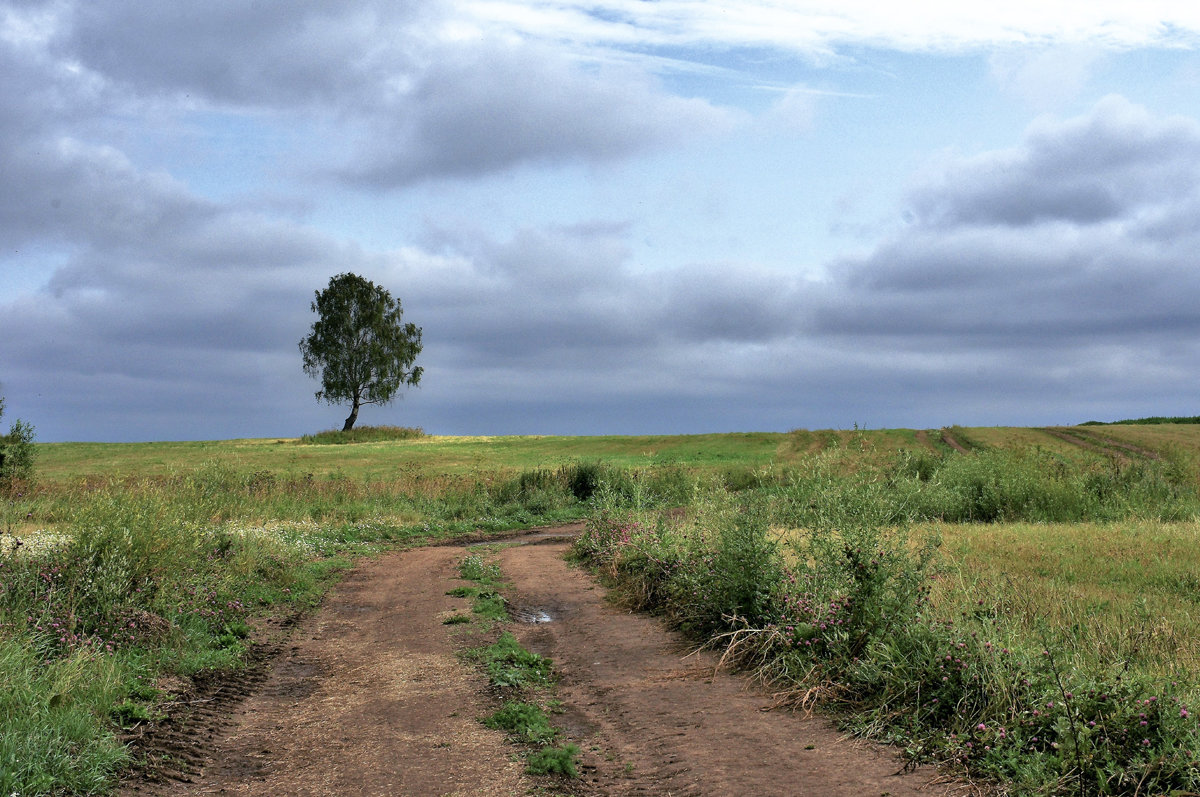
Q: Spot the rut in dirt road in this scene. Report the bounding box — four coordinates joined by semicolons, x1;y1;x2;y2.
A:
497;537;953;797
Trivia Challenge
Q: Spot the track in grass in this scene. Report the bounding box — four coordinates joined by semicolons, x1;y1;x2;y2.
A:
1038;426;1162;462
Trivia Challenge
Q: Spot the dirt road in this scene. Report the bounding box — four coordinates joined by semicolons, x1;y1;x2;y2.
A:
121;527;952;796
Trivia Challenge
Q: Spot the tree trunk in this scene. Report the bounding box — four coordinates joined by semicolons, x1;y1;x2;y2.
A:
342;399;360;431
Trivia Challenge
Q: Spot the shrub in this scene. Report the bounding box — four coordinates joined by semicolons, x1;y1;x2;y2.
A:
0;415;36;485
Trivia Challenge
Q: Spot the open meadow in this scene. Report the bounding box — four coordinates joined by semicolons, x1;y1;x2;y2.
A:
3;424;1200;795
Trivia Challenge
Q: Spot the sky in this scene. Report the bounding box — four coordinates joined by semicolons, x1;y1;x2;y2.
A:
3;2;1200;443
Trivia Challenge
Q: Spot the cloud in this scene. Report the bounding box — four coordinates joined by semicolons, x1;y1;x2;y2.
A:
19;1;734;188
335;40;734;187
57;0;434;108
824;97;1200;356
906;96;1200;228
6;2;1200;440
10;91;1200;440
464;1;1200;57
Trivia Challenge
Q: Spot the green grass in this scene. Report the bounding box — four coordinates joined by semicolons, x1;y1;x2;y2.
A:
933;520;1200;682
474;632;554;689
8;425;1200;794
32;431;788;483
1084;415;1200;425
456;550;578;778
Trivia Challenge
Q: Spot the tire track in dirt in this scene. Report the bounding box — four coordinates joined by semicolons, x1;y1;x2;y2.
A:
119;645;279;789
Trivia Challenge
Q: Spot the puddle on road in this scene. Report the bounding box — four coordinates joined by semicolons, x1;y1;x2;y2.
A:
511;607;554;624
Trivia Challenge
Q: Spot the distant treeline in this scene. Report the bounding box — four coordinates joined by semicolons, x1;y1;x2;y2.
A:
1082;415;1200;425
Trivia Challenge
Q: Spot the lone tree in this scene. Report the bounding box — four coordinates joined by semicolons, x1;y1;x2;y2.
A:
299;273;423;431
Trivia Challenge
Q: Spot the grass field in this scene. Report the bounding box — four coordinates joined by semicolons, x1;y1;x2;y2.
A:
33;431;786;482
4;423;1200;795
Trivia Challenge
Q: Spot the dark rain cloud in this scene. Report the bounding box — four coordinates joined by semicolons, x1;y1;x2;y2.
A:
46;0;731;188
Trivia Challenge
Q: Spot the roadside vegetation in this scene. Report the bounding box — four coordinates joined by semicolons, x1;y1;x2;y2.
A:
573;435;1200;795
2;423;1199;794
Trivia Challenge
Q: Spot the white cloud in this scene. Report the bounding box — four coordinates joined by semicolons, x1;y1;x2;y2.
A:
462;1;1200;57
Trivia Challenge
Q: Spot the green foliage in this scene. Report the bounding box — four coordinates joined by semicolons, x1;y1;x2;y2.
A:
1083;415;1200;425
10;426;1200;795
453;552;510;623
0;639;128;795
0;394;37;484
299;272;422;430
459;552;503;586
0;478;369;795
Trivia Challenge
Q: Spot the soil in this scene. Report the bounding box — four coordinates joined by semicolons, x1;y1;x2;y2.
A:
120;526;961;797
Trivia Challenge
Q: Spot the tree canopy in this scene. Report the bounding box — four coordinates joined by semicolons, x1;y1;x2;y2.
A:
299;273;423;431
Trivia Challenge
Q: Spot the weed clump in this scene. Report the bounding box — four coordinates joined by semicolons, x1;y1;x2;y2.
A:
478;632;553;688
525;743;581;777
483;700;557;744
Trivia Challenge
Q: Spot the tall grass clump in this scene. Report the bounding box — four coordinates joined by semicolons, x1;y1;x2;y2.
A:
574;469;1200;795
299;425;426;444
